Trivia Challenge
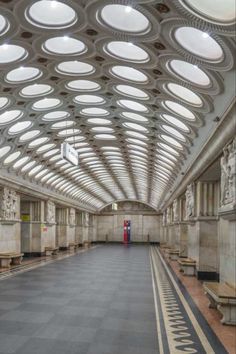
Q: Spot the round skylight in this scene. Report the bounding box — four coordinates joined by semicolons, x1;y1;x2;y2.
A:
74;95;105;105
42;111;70;121
27;0;77;29
0;110;22;126
115;85;149;100
181;0;235;25
8;121;32;135
66;80;100;91
117;100;148;112
120;112;148;123
28;137;49;147
19;130;41;142
0;146;11;159
87;118;111;125
32;98;61;110
28;164;43;176
43;37;86;55
80;107;109;116
125;131;148;140
57;128;80;137
94;134;116;140
166;83;202;106
161;134;183;149
161;114;190;132
105;41;149;62
6;67;42;83
51;120;75;129
20;84;53;97
169;60;210;86
56;61;95;75
100;5;150;33
175;27;223;61
0;97;9;110
4;151;21;164
111;66;148;83
0;44;27;64
163;100;195;121
123;122;148;132
161;125;186;142
65;136;85;142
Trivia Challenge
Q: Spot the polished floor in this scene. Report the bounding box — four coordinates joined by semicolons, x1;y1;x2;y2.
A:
0;245;230;354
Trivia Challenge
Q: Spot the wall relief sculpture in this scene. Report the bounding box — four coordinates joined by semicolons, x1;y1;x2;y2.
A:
46;200;55;224
173;199;179;222
185;184;195;219
162;210;166;226
166;207;171;224
69;208;76;226
83;212;89;227
0;188;18;220
221;137;236;206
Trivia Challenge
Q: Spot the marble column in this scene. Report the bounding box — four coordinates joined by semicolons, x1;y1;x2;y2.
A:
56;207;76;249
0;188;21;253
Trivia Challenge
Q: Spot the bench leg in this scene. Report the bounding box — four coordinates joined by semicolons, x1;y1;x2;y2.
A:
205;293;217;309
0;258;11;268
45;250;53;256
218;305;236;325
11;256;23;266
183;266;195;276
170;254;179;261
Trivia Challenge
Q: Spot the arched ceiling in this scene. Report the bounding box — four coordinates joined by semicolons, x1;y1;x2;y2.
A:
0;0;235;212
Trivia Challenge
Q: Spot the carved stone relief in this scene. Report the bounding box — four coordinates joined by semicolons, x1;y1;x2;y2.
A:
69;208;76;226
185;184;195;219
221;137;236;206
166;207;171;224
162;210;166;226
0;188;18;220
173;199;179;222
83;212;89;227
46;200;55;224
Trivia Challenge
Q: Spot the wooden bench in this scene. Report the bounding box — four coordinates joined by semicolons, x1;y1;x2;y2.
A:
83;241;91;248
45;247;59;256
0;253;24;269
178;258;196;276
203;282;236;325
167;249;180;261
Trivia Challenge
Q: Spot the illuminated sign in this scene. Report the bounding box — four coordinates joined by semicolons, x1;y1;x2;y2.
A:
61;142;79;166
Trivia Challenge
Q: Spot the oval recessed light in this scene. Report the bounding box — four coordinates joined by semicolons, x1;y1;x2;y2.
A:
43;36;86;55
105;41;149;63
0;44;28;64
111;66;148;83
6;67;42;83
169;59;210;86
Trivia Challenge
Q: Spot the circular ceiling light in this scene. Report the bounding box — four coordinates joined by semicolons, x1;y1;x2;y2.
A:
32;97;61;110
163;100;195;121
56;61;95;75
161;114;190;132
161;134;183;149
4;151;21;164
0;15;9;36
28;137;49;147
80;107;109;116
19;130;41;142
0;44;28;64
0;110;23;125
158;142;180;156
74;95;105;105
180;0;235;25
166;83;202;106
125;131;148;140
37;143;56;153
8;121;32;135
51;120;75;129
20;84;53;97
123;122;148;132
161;125;186;142
115;85;149;100
90;126;114;133
21;161;36;172
94;134;116;140
0;97;10;110
105;41;149;62
57;128;80;137
42;110;70;121
66;80;100;91
43;36;86;55
100;5;150;33
87;118;111;125
0;146;11;159
175;27;223;61
126;138;147;146
169;60;210;86
13;156;30;169
6;67;42;83
111;66;148;83
26;0;77;29
65;136;85;142
120;112;148;123
117;99;148;112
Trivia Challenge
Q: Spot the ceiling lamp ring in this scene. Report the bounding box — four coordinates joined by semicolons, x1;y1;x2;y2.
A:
156;78;213;114
161;18;235;71
18;82;55;99
0;9;18;41
167;0;236;35
50;60;100;79
0;95;14;111
156;113;198;139
108;82;153;102
15;0;86;33
2;64;46;86
86;0;161;41
158;54;224;95
0;41;34;67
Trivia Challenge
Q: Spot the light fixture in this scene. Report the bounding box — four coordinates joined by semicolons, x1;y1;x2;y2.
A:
125;6;132;13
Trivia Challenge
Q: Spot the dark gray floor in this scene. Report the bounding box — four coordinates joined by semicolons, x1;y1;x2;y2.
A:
0;245;158;354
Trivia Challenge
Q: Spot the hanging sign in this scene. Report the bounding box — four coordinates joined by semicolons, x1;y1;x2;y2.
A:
61;142;79;166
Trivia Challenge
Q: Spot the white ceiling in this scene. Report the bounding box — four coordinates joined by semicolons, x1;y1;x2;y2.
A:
0;0;235;211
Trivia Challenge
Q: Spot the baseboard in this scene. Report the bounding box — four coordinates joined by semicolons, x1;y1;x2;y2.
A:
197;271;219;281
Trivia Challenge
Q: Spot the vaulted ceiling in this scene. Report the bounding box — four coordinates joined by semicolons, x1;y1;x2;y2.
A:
0;0;235;211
